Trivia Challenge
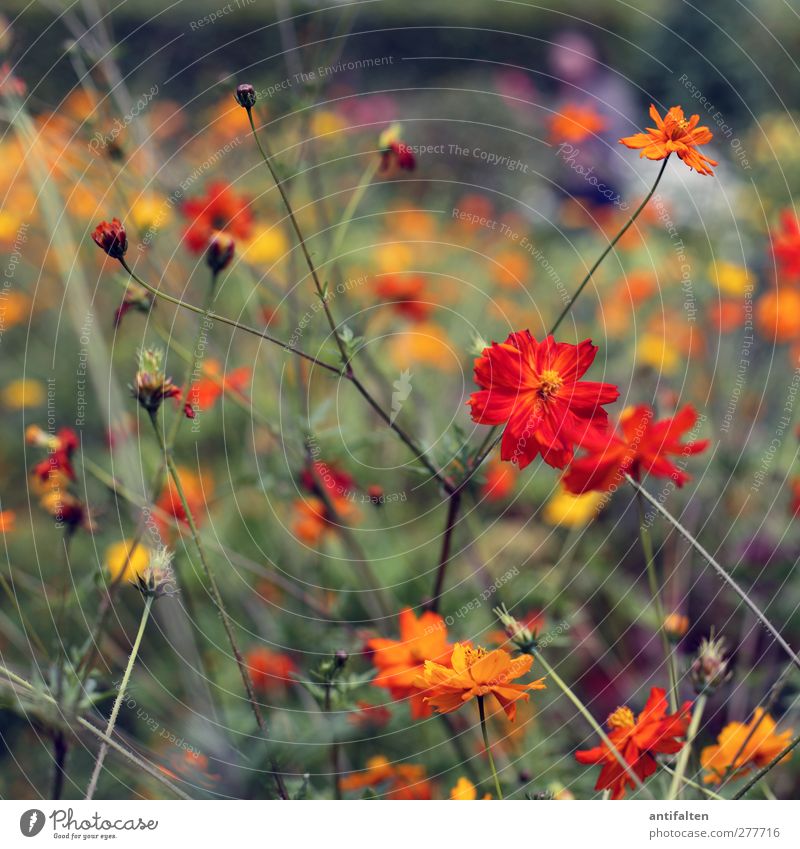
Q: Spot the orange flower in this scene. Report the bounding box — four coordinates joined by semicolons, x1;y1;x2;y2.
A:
550;104;607;144
756;289;800;343
366;607;452;719
417;642;545;722
340;755;431;799
155;466;211;538
0;510;16;533
245;647;297;692
576;687;692;799
184;360;251;414
480;458;515;502
450;776;491;800
701;708;793;784
291;495;358;545
620;105;717;175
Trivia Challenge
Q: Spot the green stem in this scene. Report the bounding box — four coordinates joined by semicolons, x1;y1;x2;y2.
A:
733;733;800;799
0;663;190;799
85;596;153;799
245;106;351;371
532;648;652;798
147;410;288;799
660;763;722;800
468;156;671;476
627;475;800;673
668;693;706;799
477;696;503;799
327;158;379;264
635;489;680;712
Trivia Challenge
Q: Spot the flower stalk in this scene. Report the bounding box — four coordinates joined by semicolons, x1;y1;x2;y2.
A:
477;696;503;800
668;693;706;800
85;595;153;800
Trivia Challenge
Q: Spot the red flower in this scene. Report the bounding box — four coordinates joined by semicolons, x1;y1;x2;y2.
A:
378;126;416;173
300;460;355;499
27;425;79;482
375;274;432;321
563;404;709;494
468;332;619;470
772;210;800;277
182;181;254;253
575;687;691;799
245;647;296;692
92;218;127;258
183;361;251;414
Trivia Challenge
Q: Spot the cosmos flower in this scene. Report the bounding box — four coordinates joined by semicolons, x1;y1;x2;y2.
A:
468;332;620;470
417;642;545;722
91;218;127;258
450;776;491;800
375;274;432;321
550;103;607;144
701;709;793;784
575;687;691;799
340;755;431;799
182;181;254;253
771;210;800;277
366;607;453;719
563;404;709;494
245;647;297;692
378;125;415;172
620;105;717;175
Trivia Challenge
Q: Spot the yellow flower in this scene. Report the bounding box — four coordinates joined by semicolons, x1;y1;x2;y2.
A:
2;379;45;409
105;539;151;583
543;485;603;528
0;209;23;241
0;291;32;330
309;109;348;138
711;261;752;297
386;323;456;371
375;242;413;273
131;196;170;231
449;776;491;800
637;332;680;374
243;227;289;265
702;708;793;784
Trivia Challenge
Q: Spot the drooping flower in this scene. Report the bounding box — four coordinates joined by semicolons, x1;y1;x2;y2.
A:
340;755;431;799
468;332;620;470
417;642;545;722
563;404;709;494
131;347;182;413
26;425;79;482
366;607;452;719
620;105;717;175
575;687;692;799
701;708;793;785
182;181;254;253
550;103;607;144
91;218;127;258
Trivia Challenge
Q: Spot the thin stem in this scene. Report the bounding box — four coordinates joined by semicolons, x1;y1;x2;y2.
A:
245;106;351;371
660;763;723;800
119;259;449;488
147;410;288;799
532;647;652;798
467;156;671;479
120;258;342;376
428;491;462;612
627;474;800;673
327;158;380;265
668;693;706;800
438;713;482;786
323;684;341;800
635;489;679;712
51;731;68;799
86;595;153;799
719;662;794;789
0;663;190;799
477;696;503;799
549;156;670;335
733;733;800;799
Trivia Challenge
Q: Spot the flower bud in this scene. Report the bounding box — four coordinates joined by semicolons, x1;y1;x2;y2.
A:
134;547;177;599
664;612;689;642
92;218;127;259
131;347;181;414
206;230;235;274
235;83;256;109
691;633;731;694
494;604;537;653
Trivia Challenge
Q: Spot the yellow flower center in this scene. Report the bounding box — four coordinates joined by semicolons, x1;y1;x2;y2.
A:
607;706;635;730
538;369;563;398
462;645;488;666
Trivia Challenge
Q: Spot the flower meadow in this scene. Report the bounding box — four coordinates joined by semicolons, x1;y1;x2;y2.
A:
1;1;800;813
